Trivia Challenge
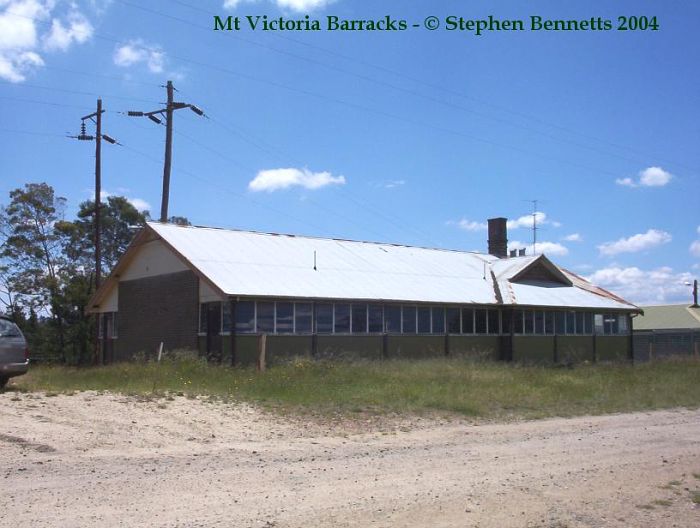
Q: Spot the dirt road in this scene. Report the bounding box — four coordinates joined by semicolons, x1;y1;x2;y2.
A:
1;391;698;527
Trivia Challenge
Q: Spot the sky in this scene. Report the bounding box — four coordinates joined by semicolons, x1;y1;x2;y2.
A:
0;0;698;306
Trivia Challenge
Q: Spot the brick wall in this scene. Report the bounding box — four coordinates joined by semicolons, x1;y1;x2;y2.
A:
115;270;199;361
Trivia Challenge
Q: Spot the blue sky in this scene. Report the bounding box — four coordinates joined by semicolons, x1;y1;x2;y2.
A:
0;0;698;305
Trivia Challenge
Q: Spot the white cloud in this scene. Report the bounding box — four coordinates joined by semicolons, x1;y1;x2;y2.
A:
113;39;165;73
598;229;672;256
449;219;487;232
223;0;332;11
248;168;345;192
563;233;582;242
690;240;700;258
0;1;94;82
509;240;569;257
507;211;558;230
586;266;694;305
43;11;93;51
615;166;673;188
383;180;405;189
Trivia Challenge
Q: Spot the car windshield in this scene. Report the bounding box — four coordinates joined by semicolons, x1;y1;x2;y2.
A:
0;319;21;337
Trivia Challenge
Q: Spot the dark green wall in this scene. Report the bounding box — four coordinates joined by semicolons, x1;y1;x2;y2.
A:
388;336;444;359
596;336;630;362
513;336;555;364
317;335;383;360
557;336;595;363
449;336;499;360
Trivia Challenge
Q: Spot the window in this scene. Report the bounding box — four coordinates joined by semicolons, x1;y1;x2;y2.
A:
235;301;255;333
334;304;350;333
222;302;232;333
385;306;401;333
524;311;534;335
402;306;417;334
545;312;555;335
501;310;512;335
111;313;118;338
462;308;474;334
575;312;585;335
447;308;461;334
513;310;524;334
604;313;619;335
256;302;274;333
487;309;499;335
475;309;487;334
316;304;333;334
566;311;576;334
555;311;566;335
432;307;445;334
276;302;294;334
584;313;593;335
417;307;431;334
594;314;604;334
534;311;544;335
368;305;384;333
295;303;312;334
99;312;118;339
352;304;367;334
618;314;629;334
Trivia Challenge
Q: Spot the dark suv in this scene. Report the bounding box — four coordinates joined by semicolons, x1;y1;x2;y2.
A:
0;316;29;388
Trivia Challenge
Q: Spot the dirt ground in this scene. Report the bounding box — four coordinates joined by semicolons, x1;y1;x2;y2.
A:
1;391;699;528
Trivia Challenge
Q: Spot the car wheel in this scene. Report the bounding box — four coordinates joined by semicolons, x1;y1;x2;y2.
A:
0;377;8;389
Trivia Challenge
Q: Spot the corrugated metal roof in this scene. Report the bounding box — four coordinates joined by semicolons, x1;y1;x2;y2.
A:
146;222;638;310
633;304;700;330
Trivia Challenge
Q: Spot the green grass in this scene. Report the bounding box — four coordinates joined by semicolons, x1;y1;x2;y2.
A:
7;356;700;420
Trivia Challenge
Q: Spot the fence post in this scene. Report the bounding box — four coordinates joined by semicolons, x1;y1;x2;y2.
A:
257;334;267;372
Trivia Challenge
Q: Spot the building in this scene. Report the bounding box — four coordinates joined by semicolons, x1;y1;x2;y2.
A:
632;303;700;362
87;218;640;365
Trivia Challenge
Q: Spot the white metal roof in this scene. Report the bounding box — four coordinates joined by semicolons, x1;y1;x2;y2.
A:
145;222;638;311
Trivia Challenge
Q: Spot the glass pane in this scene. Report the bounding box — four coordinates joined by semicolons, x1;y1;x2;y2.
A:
524;311;534;334
566;312;576;334
235;301;255;333
594;314;604;334
487;309;499;334
555;311;566;334
275;303;293;334
368;305;383;333
402;306;417;334
111;313;118;338
475;309;487;334
385;306;401;333
316;304;333;334
417;307;431;333
501;310;512;335
618;314;628;334
447;308;461;334
256;302;274;333
575;312;584;335
462;308;474;334
294;303;312;334
352;304;367;334
545;312;555;335
534;311;544;335
432;307;445;334
584;312;593;335
513;310;524;334
334;304;350;333
222;302;232;333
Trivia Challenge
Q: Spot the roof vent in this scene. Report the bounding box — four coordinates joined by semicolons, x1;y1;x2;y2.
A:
509;249;517;258
518;248;526;257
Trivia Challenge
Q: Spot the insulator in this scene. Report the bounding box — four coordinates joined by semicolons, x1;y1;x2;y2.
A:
81;122;87;136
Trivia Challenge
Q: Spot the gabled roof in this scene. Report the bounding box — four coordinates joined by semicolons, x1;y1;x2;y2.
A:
633;304;700;331
88;222;640;312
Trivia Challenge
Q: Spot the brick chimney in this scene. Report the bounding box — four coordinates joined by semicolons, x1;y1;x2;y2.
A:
487;217;508;258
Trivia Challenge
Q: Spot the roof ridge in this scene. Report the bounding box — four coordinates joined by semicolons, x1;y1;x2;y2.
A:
147;221;500;258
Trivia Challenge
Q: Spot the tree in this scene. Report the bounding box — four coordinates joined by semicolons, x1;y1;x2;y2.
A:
0;183;68;360
55;196;149;281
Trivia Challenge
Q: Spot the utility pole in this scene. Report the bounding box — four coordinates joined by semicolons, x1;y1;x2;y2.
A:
128;81;205;222
71;99;118;364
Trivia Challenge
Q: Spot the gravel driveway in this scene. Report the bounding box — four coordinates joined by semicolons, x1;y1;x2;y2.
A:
1;391;699;527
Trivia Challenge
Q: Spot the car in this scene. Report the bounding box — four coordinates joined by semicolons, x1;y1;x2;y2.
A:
0;316;29;388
